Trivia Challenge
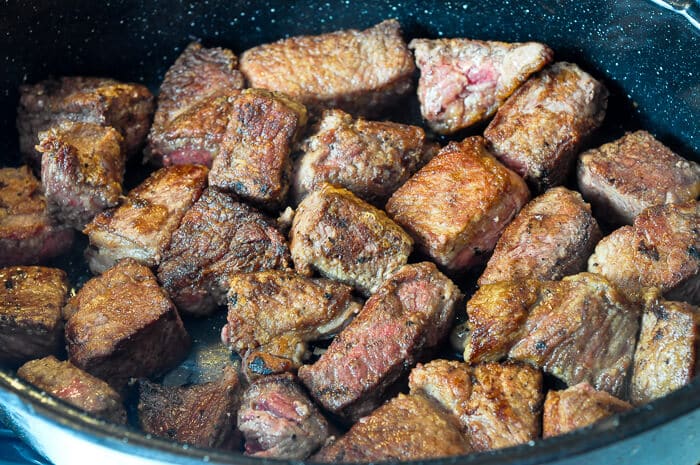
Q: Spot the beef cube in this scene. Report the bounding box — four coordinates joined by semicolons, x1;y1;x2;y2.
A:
157;188;290;316
409;38;553;134
17;356;126;424
292;109;437;206
630;290;699;405
138;366;241;450
290;183;413;296
65;258;190;388
298;262;460;421
146;43;246;167
479;187;601;286
543;383;632;438
240;19;415;117
0;166;74;266
409;360;542;451
208;89;308;208
311;394;471;462
238;373;329;459
38;121;125;229
0;266;68;365
84;164;208;274
221;270;361;373
588;201;700;305
17;77;154;166
484;62;608;192
578;130;700;225
386;136;530;271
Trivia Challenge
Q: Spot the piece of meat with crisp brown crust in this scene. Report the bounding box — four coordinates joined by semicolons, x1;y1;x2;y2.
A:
588;201;700;305
578;130;700;225
18;356;126;424
298;262;460;422
292;109;437;206
409;38;553;134
138;366;242;450
409;360;542;451
220;270;361;376
208;89;308;209
38;121;125;230
630;290;699;405
84;164;208;274
386;136;529;271
484;62;608;192
290;183;413;296
310;393;471;463
240;19;415;118
238;373;329;459
479;187;601;286
543;383;632;438
64;259;190;389
17;77;153;166
0;166;74;266
0;266;68;365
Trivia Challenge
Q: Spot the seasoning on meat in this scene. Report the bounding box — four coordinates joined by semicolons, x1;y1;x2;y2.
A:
65;259;190;388
0;166;74;267
238;373;330;459
84;164;208;274
208;89;308;209
479;187;601;286
290;183;413;296
38;121;125;230
18;356;126;424
138;366;242;450
292;109;437;206
543;382;632;438
386;136;529;271
0;266;68;365
298;262;460;421
240;19;415;117
588;201;700;305
578;130;700;225
484;62;608;192
410;38;553;134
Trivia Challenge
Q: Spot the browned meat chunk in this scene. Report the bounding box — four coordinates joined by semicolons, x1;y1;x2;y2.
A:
18;356;126;423
238;373;329;459
221;270;360;375
0;166;73;266
484;62;608;192
38;121;125;229
479;187;601;286
588;201;700;305
0;266;68;365
409;360;542;451
292;109;437;206
84;164;208;274
543;383;632;438
208;89;308;208
578;130;700;225
311;394;471;462
17;77;154;166
290;183;413;296
146;42;246;167
65;259;190;388
240;19;415;117
409;38;553;134
630;290;699;405
157;188;290;316
386;136;529;271
138;366;242;450
298;262;460;421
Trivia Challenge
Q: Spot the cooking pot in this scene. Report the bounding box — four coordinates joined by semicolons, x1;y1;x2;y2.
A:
1;1;699;464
